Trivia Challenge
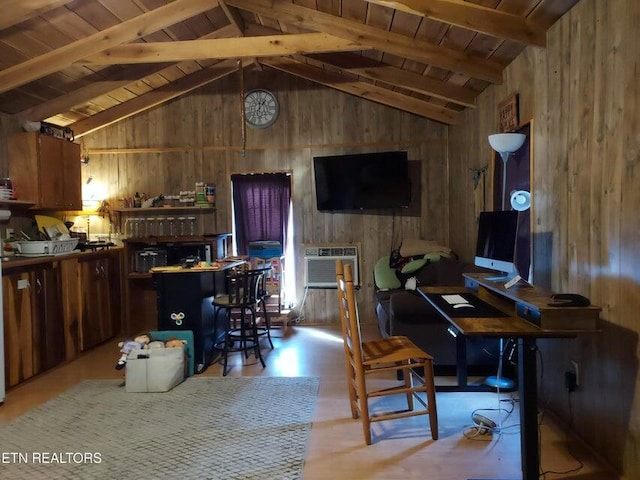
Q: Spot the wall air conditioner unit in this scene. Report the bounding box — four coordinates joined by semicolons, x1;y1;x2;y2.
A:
304;245;359;288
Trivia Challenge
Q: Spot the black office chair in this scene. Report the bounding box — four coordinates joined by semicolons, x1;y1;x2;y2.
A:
213;267;272;376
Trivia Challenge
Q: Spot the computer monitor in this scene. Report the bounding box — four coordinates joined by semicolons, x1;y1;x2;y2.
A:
474;210;520;282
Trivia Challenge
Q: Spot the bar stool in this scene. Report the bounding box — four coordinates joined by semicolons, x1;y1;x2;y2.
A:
213;267;270;376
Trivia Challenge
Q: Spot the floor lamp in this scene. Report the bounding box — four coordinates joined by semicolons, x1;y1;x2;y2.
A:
486;132;526;390
488;133;527;210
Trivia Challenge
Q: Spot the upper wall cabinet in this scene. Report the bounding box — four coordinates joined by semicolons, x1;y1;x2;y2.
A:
8;132;82;210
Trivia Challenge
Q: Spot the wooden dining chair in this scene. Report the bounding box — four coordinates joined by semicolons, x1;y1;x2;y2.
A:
336;260;438;445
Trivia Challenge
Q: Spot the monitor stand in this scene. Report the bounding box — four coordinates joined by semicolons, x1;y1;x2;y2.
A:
484;270;519;283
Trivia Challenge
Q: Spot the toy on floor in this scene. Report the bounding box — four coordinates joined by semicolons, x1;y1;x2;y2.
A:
115;334;150;370
164;338;187;349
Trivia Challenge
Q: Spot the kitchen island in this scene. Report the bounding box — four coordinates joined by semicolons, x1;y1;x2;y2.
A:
151;260;245;373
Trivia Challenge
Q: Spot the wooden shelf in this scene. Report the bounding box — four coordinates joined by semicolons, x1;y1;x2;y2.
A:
114;206;214;213
123;235;209;243
0;199;36;208
127;272;152;280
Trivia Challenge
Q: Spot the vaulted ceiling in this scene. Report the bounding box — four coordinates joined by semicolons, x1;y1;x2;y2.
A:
0;0;580;137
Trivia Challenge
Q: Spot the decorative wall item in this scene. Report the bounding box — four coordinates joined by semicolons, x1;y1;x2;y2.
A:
498;93;519;133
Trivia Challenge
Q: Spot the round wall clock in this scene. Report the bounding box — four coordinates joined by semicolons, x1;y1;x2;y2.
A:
244;89;279;128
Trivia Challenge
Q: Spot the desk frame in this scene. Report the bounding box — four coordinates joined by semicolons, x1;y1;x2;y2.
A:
418;274;600;480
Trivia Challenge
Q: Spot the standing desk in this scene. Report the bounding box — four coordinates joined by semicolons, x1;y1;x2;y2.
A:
418;273;600;480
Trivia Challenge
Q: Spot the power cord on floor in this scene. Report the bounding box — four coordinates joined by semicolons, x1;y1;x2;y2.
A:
536;345;584;479
463;394;520;440
539;381;584;478
287;285;309;323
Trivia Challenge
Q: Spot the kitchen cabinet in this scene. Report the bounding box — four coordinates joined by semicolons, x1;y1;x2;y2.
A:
7;132;81;210
2;263;64;388
2;248;123;388
78;253;120;351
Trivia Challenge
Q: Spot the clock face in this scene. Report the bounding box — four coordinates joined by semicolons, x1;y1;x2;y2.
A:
244;89;279;128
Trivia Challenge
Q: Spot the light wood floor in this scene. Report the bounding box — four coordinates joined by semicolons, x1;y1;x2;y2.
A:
1;324;616;479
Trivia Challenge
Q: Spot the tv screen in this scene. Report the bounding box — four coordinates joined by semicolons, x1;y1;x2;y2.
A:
313;151;411;211
474;210;520;280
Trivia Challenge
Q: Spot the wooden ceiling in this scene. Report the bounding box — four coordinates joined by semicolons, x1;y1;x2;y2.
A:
0;0;580;137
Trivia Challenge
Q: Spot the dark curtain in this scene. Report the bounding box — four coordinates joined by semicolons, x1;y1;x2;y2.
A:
231;173;291;255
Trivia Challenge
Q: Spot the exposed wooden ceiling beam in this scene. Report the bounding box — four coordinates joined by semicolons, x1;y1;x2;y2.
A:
0;0;221;95
262;57;459;125
80;34;366;64
219;0;263;71
364;0;546;47
0;0;72;30
17;25;239;122
70;59;246;137
304;52;477;108
226;0;503;84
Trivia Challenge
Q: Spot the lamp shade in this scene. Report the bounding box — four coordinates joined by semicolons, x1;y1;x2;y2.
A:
510;190;531;211
488;133;526;154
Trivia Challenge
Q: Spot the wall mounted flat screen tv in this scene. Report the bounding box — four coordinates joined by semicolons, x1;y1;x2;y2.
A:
313;151;411;211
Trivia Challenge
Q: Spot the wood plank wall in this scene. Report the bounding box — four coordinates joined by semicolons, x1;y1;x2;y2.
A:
448;0;639;476
77;70;449;326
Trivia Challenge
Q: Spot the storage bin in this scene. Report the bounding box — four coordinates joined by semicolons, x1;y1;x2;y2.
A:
248;240;282;258
125;347;186;392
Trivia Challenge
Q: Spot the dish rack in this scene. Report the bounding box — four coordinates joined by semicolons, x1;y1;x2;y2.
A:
17;238;79;255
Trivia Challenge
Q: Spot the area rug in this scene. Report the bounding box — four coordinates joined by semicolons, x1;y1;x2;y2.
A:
0;376;320;480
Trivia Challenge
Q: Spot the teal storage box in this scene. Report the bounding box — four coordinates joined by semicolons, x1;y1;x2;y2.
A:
149;330;195;377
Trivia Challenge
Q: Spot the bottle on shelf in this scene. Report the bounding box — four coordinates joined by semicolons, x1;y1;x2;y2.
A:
133;192;142;208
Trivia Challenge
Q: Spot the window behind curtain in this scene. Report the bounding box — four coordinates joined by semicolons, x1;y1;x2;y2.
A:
231;173;291;255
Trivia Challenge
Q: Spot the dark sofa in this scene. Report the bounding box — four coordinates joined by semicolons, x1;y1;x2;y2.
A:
374;253;501;376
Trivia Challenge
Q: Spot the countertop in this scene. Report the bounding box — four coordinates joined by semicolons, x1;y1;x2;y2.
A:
1;246;123;270
150;259;245;273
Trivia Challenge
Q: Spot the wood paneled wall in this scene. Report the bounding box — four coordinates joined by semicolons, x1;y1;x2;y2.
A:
80;70;449;325
448;0;639;476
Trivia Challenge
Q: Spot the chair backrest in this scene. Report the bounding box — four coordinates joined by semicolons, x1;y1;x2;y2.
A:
336;260;364;365
226;268;266;307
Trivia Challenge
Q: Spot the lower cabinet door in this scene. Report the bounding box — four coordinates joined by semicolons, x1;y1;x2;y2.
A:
2;264;64;387
80;257;115;351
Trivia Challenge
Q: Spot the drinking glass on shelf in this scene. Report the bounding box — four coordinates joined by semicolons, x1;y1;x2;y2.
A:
177;217;187;236
187;216;197;236
124;218;133;237
167;217;177;236
156;217;165;237
146;217;156;237
131;218;142;238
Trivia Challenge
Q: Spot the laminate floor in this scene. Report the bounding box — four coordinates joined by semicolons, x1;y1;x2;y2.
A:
0;324;616;480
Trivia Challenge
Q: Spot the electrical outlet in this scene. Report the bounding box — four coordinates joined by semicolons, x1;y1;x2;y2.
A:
565;371;577;392
571;360;580;387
